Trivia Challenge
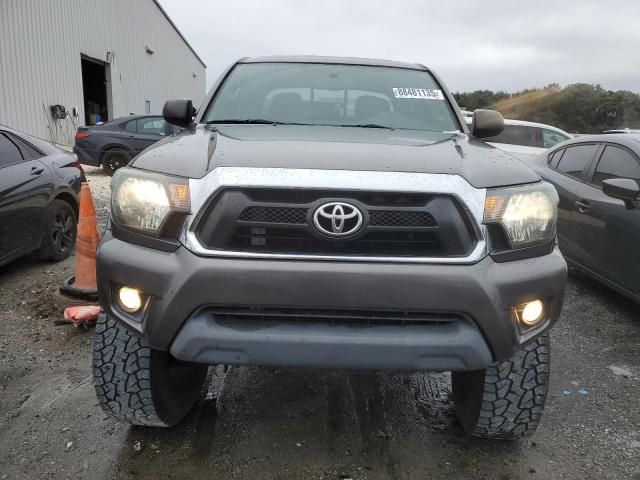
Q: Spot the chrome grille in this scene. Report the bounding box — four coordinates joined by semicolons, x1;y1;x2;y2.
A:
195;188;477;258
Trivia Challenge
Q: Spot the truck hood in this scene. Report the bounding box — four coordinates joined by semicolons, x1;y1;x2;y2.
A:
131;124;540;189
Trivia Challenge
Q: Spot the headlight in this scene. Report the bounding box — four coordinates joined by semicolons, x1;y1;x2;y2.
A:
484;182;558;249
111;169;190;237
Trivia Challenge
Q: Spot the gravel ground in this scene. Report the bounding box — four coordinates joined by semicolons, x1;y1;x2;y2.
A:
84;166;112;230
0;167;639;479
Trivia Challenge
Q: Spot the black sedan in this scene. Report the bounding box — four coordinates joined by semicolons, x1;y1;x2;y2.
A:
73;115;181;175
0;126;82;267
529;134;640;302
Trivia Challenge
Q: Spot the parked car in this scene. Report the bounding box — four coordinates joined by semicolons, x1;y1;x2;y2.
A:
603;128;640;134
528;134;640;302
73;115;181;175
0;126;82;266
465;117;573;159
93;56;567;439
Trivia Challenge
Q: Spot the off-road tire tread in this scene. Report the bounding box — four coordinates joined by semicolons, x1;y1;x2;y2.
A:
93;315;169;427
453;334;550;439
34;199;76;261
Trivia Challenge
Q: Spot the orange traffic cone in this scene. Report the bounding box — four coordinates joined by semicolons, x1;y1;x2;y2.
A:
73;182;101;290
55;182;101;307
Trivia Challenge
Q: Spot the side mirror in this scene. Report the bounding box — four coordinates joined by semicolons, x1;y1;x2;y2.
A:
162;99;196;128
471;109;504;138
602;178;640;209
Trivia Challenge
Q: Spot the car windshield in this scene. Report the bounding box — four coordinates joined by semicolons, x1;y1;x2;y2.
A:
202;63;460;132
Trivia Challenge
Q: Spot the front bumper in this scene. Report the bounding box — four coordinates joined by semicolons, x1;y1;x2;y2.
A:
170;310;493;370
97;231;567;371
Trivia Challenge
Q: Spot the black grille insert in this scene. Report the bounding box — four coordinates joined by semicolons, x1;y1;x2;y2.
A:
369;210;436;228
196;188;477;258
229;226;444;256
239;206;307;224
209;306;463;328
238;206;438;229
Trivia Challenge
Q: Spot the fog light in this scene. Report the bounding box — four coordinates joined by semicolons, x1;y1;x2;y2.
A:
118;286;142;312
518;299;545;326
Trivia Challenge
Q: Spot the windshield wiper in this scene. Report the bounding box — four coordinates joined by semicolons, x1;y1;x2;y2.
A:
337;123;395;130
205;119;396;130
204;119;303;126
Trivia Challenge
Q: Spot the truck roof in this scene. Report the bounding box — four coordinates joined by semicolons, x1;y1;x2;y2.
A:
239;55;427;71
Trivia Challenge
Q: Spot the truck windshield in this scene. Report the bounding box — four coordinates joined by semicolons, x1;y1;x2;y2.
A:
203;63;460;132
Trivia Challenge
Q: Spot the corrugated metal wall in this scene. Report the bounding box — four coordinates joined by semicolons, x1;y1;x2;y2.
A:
0;0;206;145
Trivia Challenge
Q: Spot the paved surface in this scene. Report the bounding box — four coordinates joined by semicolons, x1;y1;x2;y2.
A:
0;168;639;480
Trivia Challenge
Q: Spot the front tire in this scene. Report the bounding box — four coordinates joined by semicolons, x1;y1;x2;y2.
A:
92;314;208;427
452;334;550;439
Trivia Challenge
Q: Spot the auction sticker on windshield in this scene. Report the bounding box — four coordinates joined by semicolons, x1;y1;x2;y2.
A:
393;88;444;100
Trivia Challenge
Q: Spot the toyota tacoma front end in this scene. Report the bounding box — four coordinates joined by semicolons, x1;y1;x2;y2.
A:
92;56;566;439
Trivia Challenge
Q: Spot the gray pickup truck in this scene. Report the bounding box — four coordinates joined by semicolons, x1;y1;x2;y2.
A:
93;56;567;439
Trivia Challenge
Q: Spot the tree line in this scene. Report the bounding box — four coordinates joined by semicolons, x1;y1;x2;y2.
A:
453;84;640;134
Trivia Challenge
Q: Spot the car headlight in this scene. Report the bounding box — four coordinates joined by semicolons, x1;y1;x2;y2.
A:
111;169;190;238
484;182;558;249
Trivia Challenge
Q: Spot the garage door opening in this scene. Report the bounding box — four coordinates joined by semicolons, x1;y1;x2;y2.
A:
80;56;110;125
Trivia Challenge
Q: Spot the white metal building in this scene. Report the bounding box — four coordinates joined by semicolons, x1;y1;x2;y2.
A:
0;0;206;145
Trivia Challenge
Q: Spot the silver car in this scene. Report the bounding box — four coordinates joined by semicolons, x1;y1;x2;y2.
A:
465;117;573;160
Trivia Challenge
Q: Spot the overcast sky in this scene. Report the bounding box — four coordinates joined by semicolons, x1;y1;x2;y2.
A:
159;0;639;94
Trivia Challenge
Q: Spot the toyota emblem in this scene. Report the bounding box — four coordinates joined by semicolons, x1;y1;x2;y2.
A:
313;202;364;237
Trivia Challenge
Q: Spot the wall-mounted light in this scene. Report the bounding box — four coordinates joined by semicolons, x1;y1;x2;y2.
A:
192;72;197;78
106;51;114;63
145;45;155;55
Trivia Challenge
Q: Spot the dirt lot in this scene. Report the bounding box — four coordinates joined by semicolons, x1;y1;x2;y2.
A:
1;167;639;480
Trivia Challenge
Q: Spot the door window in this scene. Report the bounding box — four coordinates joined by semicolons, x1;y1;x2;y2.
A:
137;118;166;135
123;120;137;133
8;134;43;159
592;146;640;187
556;144;598;179
482;124;541;147
542;128;570;148
0;133;24;167
549;149;564;169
